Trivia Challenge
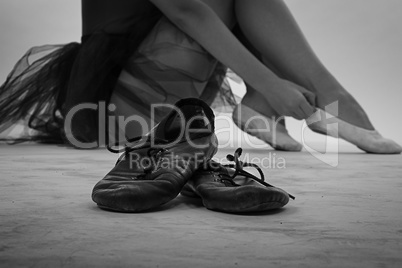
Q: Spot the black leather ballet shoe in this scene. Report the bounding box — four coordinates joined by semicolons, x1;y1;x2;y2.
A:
181;148;294;213
92;98;218;212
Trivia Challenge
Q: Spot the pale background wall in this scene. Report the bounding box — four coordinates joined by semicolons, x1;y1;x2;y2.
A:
1;0;401;145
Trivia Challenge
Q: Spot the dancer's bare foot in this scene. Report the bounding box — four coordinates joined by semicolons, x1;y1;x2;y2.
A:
307;108;402;154
234;91;302;151
307;81;402;154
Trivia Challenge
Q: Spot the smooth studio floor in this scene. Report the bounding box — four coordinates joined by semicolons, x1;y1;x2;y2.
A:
1;143;401;268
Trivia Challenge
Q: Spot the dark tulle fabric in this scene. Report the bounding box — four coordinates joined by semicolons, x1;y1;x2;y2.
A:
0;43;80;143
0;11;237;146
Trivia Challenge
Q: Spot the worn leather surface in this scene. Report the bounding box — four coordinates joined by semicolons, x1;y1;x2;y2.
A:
182;162;290;213
92;98;218;212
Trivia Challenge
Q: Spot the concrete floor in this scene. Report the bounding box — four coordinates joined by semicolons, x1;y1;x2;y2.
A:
0;143;401;267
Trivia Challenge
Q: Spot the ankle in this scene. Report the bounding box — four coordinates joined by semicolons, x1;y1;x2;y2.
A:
241;91;279;118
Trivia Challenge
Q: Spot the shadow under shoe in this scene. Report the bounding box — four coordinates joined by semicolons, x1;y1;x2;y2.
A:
181;148;294;214
92;98;218;212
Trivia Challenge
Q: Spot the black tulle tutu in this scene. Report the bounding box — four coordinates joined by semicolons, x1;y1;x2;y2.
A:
0;13;236;147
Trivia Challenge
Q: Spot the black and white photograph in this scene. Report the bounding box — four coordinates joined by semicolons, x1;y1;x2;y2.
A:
1;0;401;267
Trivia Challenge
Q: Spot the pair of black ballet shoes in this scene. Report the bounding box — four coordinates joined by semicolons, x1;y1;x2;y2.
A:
92;98;294;213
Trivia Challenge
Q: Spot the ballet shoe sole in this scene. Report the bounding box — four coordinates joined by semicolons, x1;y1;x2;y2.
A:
204;201;287;214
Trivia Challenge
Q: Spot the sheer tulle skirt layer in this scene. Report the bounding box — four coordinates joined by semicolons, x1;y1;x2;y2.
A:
111;17;236;126
0;16;236;146
0;43;80;143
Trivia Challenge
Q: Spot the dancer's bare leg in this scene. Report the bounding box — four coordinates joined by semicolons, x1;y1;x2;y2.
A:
234;0;402;153
233;27;302;151
235;0;374;129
